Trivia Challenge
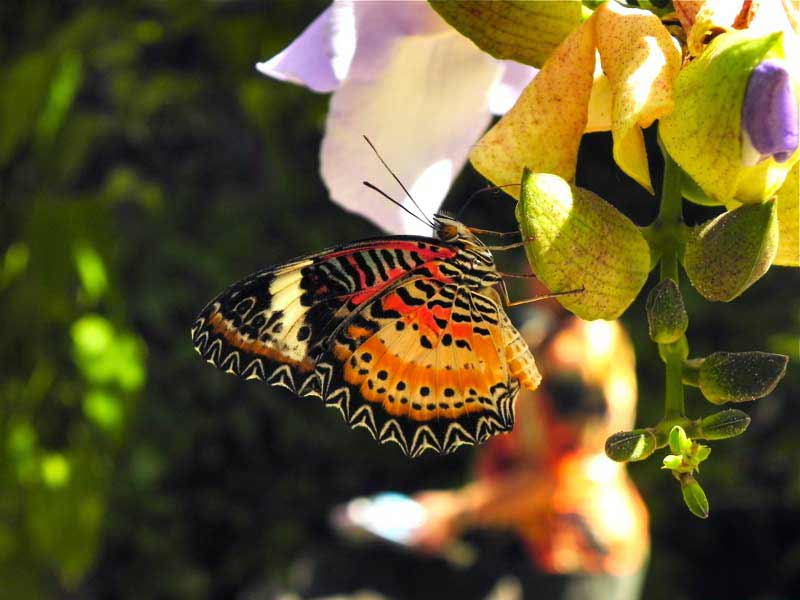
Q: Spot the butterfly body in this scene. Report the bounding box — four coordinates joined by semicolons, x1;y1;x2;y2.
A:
192;215;540;456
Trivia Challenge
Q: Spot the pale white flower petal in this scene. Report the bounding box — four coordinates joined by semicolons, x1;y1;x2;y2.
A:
488;61;538;116
257;1;448;93
256;6;345;93
321;30;501;235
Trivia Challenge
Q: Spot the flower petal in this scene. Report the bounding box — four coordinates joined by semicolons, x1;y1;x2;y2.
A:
320;30;501;234
774;161;799;266
594;1;682;194
256;6;347;93
256;1;448;93
742;60;799;162
488;61;537;116
470;21;597;194
586;66;613;134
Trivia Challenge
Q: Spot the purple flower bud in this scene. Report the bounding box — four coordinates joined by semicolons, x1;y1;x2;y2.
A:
742;60;799;163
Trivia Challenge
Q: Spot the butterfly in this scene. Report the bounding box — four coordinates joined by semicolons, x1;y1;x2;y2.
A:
191;142;543;457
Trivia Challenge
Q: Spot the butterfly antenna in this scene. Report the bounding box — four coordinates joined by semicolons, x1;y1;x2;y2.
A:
362;181;435;229
456;183;521;221
362;135;435;227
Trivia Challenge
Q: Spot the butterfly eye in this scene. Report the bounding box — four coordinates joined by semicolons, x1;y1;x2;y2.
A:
440;224;458;240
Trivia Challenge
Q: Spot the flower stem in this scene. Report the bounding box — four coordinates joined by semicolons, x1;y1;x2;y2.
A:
658;153;685;420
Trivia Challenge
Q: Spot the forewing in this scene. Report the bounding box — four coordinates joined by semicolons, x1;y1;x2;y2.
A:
191;237;458;395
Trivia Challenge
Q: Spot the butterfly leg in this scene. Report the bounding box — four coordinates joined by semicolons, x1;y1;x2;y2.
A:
485;237;535;251
467;226;521;237
498;282;586;307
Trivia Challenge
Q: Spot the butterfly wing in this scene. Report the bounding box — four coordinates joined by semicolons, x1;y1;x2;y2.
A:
191;237;460;395
191;236;540;456
318;279;541;456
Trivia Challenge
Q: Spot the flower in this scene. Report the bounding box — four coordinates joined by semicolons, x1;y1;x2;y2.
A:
660;30;800;205
470;1;681;196
257;1;536;234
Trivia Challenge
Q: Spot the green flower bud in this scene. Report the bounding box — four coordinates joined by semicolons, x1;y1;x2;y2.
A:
646;279;688;343
516;171;651;320
668;425;692;455
605;429;657;462
698;409;751;440
699;351;789;404
682;200;779;302
680;474;710;519
662;454;684;471
661;30;800;205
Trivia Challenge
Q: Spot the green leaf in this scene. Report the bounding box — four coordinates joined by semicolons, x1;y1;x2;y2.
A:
516;171;651;320
0;51;54;165
646;278;688;343
428;1;583;68
699;351;789;404
682;199;779;301
73;241;108;302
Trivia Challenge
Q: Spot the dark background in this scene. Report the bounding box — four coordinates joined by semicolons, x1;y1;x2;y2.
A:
1;2;798;598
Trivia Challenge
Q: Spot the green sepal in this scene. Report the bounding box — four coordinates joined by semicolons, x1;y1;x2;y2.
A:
428;1;583;68
682;199;779;302
605;429;657;462
699;351;789;404
682;169;724;207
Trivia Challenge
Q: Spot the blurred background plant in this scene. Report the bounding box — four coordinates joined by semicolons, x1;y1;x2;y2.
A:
1;1;798;598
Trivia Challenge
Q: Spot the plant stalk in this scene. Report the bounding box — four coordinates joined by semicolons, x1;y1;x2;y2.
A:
658;154;685;419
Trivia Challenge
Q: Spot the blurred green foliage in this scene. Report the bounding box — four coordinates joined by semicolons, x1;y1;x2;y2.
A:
0;1;798;599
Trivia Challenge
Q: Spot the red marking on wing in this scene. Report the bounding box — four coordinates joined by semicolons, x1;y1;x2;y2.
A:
324;240;456;263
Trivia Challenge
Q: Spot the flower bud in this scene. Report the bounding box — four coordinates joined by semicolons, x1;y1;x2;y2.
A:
646;279;688;343
682;199;778;302
605;429;657;462
680;474;710;519
516;171;650;320
699;351;789;404
662;455;683;472
698;409;751;440
668;425;691;455
661;30;800;205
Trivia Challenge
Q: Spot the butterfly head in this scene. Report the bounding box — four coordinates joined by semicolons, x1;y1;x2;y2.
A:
433;213;483;246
